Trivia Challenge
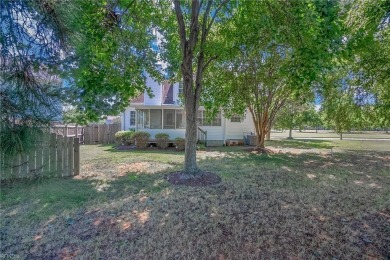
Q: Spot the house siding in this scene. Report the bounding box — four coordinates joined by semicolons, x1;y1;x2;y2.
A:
224;110;255;140
144;75;162;106
121;107;137;131
120;75;255;146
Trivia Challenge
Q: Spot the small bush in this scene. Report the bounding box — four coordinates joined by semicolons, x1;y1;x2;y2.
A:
155;133;170;149
133;131;151;148
115;131;134;145
174;137;185;151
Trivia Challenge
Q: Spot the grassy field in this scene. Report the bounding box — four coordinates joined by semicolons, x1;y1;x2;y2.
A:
271;130;390;140
1;140;389;259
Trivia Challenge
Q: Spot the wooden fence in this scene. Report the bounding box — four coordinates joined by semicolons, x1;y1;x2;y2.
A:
0;133;80;180
83;123;121;144
51;123;120;145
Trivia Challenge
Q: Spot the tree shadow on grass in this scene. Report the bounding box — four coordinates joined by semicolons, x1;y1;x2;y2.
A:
100;144;184;155
1;147;389;259
266;139;334;149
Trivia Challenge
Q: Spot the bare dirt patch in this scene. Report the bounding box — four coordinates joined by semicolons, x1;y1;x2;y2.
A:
166;171;221;186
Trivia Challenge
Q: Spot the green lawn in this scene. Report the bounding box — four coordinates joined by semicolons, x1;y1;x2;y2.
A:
1;141;389;259
271;130;390;140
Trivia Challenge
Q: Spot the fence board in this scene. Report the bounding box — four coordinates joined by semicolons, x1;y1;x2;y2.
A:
67;137;73;177
63;135;69;176
36;145;43;177
74;138;80;176
82;123;120;145
43;136;50;175
1;133;80;180
28;149;36;177
49;133;57;177
57;136;64;177
21;154;28;179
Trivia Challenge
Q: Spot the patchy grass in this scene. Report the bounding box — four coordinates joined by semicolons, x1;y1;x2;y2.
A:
271;130;390;139
267;139;333;149
1;143;389;259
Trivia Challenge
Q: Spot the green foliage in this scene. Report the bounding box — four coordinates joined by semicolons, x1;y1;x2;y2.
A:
174;137;185;151
133;131;151;148
155;133;170;139
321;68;364;137
1;0;74;155
337;0;390;131
115;131;134;146
155;133;170;149
63;0;161;124
0;125;43;157
275;103;323;132
204;0;342;147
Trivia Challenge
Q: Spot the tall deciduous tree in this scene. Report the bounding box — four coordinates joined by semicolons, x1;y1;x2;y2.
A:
274;102;321;139
63;0;159;124
343;0;390;131
161;0;232;175
204;0;341;150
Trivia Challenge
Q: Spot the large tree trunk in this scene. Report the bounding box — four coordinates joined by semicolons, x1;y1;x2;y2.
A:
266;130;271;141
184;91;199;175
340;132;343;140
256;123;266;149
288;128;293;139
258;131;266;148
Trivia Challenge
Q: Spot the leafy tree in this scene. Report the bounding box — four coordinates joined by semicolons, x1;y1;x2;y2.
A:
204;0;341;149
63;0;159;124
300;107;323;132
159;0;233;175
321;67;365;139
1;0;78;155
274;102;322;138
342;0;390;132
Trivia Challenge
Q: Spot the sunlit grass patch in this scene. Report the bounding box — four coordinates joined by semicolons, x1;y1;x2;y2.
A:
1;144;389;259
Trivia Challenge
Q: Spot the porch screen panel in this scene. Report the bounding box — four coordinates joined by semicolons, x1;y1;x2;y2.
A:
163;109;175;129
150;109;162;129
176;110;186;129
137;109;150;129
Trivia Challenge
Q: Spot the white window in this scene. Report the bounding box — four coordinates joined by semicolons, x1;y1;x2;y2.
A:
230;115;242;123
150;109;162;129
137;109;149;129
163;109;175;129
197;110;221;126
176;110;186;128
130;111;136;125
178;81;184;95
137;109;187;129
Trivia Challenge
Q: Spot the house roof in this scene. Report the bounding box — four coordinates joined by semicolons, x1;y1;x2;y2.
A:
162;82;174;104
131;93;144;103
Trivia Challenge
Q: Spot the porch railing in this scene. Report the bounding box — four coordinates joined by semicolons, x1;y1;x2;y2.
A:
197;127;207;147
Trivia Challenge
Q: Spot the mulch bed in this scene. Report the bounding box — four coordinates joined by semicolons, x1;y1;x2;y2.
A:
166;171;221;187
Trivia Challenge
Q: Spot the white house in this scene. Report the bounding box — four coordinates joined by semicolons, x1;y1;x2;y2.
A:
120;76;255;146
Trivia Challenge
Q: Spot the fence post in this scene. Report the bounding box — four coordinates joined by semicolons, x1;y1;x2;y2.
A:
43;134;50;175
49;133;57;177
57;136;63;177
36;143;43;177
28;147;36;178
68;137;73;176
74;138;80;175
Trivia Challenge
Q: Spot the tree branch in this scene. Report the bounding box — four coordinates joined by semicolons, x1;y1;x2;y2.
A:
173;0;187;49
